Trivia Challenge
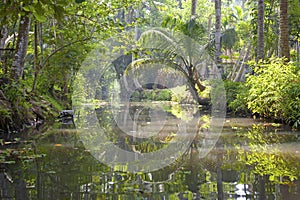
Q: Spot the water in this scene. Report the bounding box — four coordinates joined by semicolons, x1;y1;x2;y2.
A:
1;103;300;200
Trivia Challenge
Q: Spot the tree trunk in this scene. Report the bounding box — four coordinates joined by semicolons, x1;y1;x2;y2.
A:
258;175;266;200
257;0;265;61
10;13;31;81
228;43;246;80
177;0;183;9
193;67;206;91
32;22;39;92
188;77;209;106
133;7;142;89
191;0;197;16
233;43;251;82
297;40;300;67
279;0;290;60
0;27;8;60
190;0;206;92
207;14;212;43
0;1;7;62
215;0;222;65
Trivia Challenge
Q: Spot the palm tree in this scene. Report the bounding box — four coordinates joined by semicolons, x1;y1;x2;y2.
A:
126;28;210;105
279;0;290;60
191;0;197;16
215;0;222;65
257;0;264;61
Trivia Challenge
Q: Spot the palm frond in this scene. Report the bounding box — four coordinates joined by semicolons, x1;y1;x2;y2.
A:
124;57;189;82
139;28;186;58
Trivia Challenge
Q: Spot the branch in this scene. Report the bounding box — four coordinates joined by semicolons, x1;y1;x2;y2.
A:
40;37;92;67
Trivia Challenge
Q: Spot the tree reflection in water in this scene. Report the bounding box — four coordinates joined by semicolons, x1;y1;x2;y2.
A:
1;106;300;199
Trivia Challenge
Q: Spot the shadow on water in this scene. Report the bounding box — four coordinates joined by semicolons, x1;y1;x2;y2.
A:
1;103;300;199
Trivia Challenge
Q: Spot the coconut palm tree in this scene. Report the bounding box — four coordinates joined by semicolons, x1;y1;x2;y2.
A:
125;27;212;105
257;0;265;61
279;0;290;60
215;0;222;65
191;0;197;16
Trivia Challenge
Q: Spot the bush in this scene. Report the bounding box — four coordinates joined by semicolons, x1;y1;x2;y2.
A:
281;70;300;128
224;81;250;115
246;57;300;128
142;90;155;101
137;89;172;101
1;83;33;131
224;81;241;105
156;90;171;101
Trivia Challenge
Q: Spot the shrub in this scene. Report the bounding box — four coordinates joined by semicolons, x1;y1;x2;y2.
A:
246;57;300;128
142;90;155;101
156;90;171;101
130;91;141;101
281;70;300;128
224;81;250;115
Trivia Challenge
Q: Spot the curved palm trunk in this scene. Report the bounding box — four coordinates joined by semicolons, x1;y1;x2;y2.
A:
188;77;209;105
189;0;206;99
279;0;290;60
257;0;265;61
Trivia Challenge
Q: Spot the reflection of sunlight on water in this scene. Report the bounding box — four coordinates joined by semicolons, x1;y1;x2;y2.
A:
235;184;252;200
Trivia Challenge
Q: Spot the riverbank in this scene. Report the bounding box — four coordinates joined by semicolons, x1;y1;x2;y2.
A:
0;90;64;138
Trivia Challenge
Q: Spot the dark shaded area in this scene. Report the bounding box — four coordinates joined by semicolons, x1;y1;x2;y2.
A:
141;83;167;90
112;54;132;80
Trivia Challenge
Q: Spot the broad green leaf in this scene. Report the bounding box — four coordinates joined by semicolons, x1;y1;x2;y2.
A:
33;11;47;22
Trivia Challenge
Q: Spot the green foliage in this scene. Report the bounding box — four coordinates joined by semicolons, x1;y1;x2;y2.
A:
224;81;250;115
237;125;300;183
142;90;155;101
161;15;206;45
156;90;172;101
3;83;32;120
281;70;300;128
288;0;300;41
129;91;140;102
0;107;12;129
75;0;85;3
41;95;64;113
221;28;238;50
209;79;226;110
246;58;300;128
72;72;86;107
170;86;193;104
133;89;172;102
224;81;241;106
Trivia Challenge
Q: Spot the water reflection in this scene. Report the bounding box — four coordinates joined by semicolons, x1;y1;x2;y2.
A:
1;105;300;199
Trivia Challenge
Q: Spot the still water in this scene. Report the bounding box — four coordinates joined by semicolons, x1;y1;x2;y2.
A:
1;103;300;200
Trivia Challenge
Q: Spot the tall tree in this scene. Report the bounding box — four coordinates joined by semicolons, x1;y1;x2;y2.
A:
279;0;290;60
257;0;265;61
215;0;222;65
0;26;8;74
10;13;31;81
191;0;197;16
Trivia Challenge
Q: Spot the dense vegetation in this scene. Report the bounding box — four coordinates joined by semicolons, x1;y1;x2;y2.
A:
1;0;300;134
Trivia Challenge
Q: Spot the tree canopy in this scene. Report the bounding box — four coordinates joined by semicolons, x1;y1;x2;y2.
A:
0;0;300;131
